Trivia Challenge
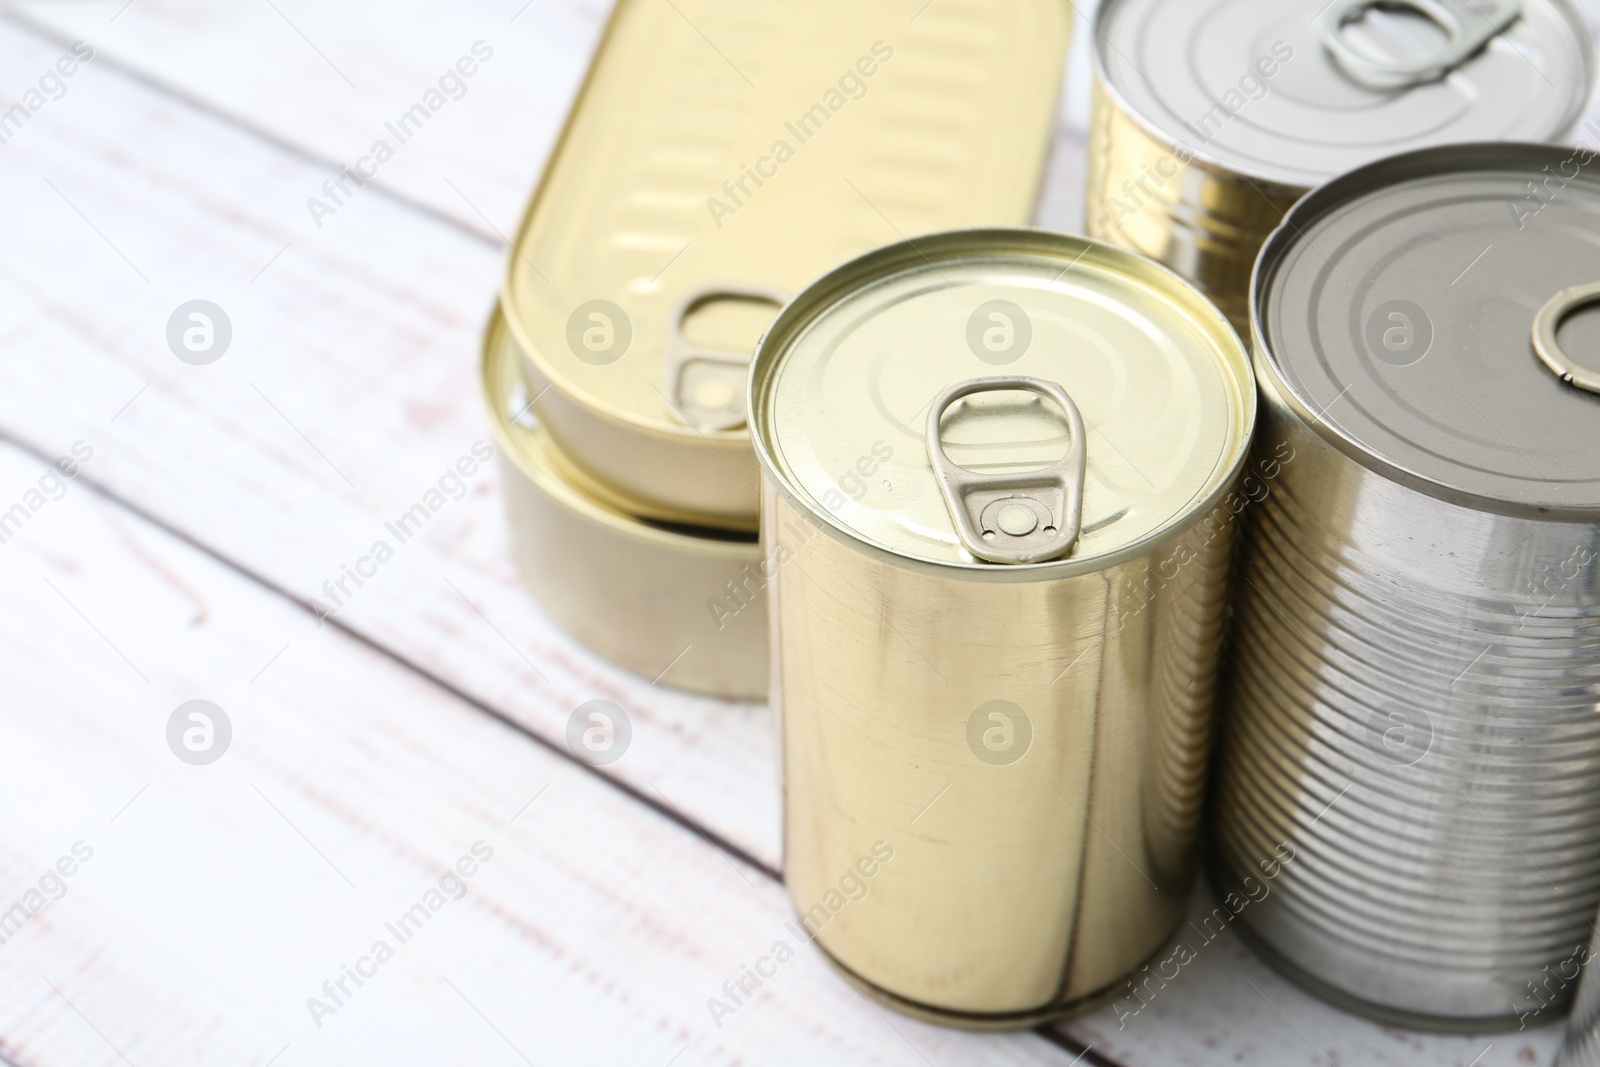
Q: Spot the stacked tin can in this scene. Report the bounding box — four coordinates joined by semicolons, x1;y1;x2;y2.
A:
482;0;1072;697
1210;144;1600;1030
1086;0;1593;330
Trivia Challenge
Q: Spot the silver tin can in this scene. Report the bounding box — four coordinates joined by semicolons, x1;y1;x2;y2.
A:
1211;143;1600;1030
1087;0;1594;330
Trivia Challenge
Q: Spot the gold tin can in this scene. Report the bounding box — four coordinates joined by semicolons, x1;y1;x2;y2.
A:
1085;0;1593;331
749;229;1257;1027
504;0;1073;531
482;305;766;700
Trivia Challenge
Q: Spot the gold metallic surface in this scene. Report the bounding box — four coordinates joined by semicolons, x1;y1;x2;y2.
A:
751;230;1257;1026
503;0;1073;529
482;307;766;700
1084;80;1296;333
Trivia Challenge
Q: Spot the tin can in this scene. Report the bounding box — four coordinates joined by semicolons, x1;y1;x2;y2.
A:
482;305;766;700
749;229;1257;1027
503;0;1074;531
1210;143;1600;1030
1086;0;1594;330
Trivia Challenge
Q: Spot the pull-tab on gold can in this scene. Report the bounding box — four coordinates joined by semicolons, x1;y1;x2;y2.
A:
502;0;1073;531
749;229;1257;1027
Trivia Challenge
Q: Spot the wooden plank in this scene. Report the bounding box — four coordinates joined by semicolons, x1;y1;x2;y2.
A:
0;17;785;877
0;439;1085;1067
4;0;608;241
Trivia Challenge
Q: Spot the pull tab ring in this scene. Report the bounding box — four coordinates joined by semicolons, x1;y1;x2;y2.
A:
926;376;1087;566
663;285;788;433
1533;283;1600;396
1321;0;1519;90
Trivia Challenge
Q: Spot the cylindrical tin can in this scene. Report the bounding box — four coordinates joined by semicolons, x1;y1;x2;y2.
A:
1211;143;1600;1031
481;305;766;700
503;0;1074;530
749;229;1257;1027
1558;910;1600;1066
1086;0;1594;330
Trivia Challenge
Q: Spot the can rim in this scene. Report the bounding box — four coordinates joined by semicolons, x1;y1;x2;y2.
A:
1090;0;1594;193
1249;141;1600;524
482;306;761;557
750;227;1259;582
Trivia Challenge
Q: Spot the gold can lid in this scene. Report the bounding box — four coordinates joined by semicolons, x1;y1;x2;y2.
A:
750;229;1256;572
503;0;1070;443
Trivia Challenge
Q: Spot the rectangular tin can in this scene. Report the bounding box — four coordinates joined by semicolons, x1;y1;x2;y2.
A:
503;0;1073;531
1211;143;1600;1030
1085;0;1593;330
482;304;766;700
749;229;1257;1026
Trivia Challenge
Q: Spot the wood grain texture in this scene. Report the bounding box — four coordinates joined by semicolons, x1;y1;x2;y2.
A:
0;440;1084;1067
0;1;1595;1064
0;14;785;879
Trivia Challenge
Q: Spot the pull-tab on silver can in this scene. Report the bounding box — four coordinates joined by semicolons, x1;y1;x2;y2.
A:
750;229;1256;1027
1212;143;1600;1031
1087;0;1594;330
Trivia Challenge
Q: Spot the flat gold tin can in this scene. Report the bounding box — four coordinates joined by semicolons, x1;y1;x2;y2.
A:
504;0;1073;531
749;229;1257;1026
482;305;766;700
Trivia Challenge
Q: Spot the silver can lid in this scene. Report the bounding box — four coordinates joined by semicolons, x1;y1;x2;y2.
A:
1256;143;1600;520
1096;0;1593;189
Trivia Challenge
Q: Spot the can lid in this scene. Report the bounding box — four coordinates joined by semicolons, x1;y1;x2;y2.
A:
1095;0;1592;190
750;229;1256;572
1256;142;1600;520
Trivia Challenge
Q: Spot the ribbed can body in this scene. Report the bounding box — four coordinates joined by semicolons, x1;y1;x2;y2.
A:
1210;376;1600;1029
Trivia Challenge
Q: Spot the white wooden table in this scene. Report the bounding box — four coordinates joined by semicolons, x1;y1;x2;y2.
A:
0;2;1593;1064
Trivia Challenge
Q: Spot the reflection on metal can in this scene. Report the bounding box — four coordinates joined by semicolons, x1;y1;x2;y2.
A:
750;229;1256;1026
1212;143;1600;1030
1087;0;1594;329
482;305;766;700
503;0;1073;530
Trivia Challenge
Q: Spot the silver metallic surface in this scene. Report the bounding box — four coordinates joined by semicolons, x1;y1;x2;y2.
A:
1086;0;1594;329
1322;0;1521;90
1212;144;1600;1030
1536;283;1600;396
926;376;1087;566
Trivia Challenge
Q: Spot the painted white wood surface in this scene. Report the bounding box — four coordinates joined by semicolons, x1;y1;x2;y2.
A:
0;440;1084;1067
0;1;1594;1064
